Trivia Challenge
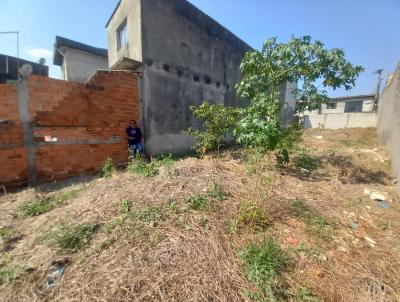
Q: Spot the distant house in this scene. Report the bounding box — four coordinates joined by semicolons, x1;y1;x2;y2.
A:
303;94;377;129
0;54;48;83
105;0;296;154
53;36;108;83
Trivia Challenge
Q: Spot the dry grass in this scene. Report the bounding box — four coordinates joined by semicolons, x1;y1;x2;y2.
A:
0;128;399;302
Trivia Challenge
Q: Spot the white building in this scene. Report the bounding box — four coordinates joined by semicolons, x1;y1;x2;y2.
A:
54;36;109;83
303;94;377;129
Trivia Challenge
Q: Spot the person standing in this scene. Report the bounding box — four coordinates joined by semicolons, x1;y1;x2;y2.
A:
125;120;144;157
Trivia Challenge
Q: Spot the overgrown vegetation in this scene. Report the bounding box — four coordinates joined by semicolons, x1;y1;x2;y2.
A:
19;186;84;217
128;153;176;177
240;237;290;301
42;222;96;252
102;158;117;178
236;201;270;231
186;36;363;163
184;101;239;156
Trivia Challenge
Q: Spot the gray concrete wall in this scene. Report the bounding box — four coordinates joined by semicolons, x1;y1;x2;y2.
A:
377;63;400;190
63;48;108;83
107;0;142;68
140;0;251;154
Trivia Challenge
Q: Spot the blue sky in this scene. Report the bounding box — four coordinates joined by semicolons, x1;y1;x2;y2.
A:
0;0;399;97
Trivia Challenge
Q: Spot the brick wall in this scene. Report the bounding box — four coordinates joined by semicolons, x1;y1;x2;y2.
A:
0;71;140;188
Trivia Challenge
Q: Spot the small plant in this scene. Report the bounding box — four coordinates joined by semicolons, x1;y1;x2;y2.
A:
240;237;290;300
292;198;333;243
0;268;19;285
128;156;158;177
102;158;117;178
294;149;319;171
208;184;226;201
295;286;320;302
121;199;132;216
224;219;238;235
185;194;208;210
236;201;270;230
137;207;164;227
42;222;96;252
19;187;83;217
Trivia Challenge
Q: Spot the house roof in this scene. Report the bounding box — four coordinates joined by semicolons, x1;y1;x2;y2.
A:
53;36;108;66
329;94;376;102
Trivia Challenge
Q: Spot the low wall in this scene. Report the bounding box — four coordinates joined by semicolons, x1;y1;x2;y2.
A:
378;63;400;191
0;71;139;188
304;112;377;129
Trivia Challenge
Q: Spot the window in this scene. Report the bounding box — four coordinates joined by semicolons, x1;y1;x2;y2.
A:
345;100;363;113
117;19;127;50
326;102;337;109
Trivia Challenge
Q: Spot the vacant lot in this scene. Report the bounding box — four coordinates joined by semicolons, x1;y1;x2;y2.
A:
0;128;398;302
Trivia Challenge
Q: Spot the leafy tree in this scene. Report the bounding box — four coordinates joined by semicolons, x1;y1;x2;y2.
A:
184;101;239;156
235;36;364;153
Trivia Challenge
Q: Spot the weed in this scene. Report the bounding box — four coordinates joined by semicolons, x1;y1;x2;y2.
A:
295;286;320;302
377;221;390;231
128;157;158;177
292;198;333;243
208;184;226;201
224;219;237;235
42;222;96;252
137;207;164;226
121;199;132;216
102;158;117;178
0;226;10;239
236;201;269;230
19;187;83;217
0;267;19;285
156;153;175;167
185;194;208;210
240;237;290;301
294;149;319;171
96;237;115;252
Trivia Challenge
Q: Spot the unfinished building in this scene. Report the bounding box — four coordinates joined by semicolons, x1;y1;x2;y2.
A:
106;0;295;154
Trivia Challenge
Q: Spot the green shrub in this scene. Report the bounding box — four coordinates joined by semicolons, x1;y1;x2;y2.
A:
236;201;270;230
128;157;158;177
102;158;117;178
294;149;319;171
240;237;290;300
20;187;83;217
42;222;96;252
185;195;208;210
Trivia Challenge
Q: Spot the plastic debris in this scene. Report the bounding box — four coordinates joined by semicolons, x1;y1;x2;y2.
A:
317;254;328;262
364;236;377;248
351;222;359;230
287;237;299;246
377;200;390;209
46;259;70;289
370;192;387;202
314;135;323;140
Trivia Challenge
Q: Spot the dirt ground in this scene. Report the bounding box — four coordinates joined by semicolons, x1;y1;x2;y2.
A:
0;128;399;302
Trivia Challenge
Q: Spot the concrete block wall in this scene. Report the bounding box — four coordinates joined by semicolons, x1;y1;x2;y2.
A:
0;71;139;188
304;112;377;129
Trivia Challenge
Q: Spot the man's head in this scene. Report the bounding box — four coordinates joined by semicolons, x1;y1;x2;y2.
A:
129;120;137;127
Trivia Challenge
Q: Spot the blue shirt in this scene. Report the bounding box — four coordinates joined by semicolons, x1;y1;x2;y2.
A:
126;127;142;145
